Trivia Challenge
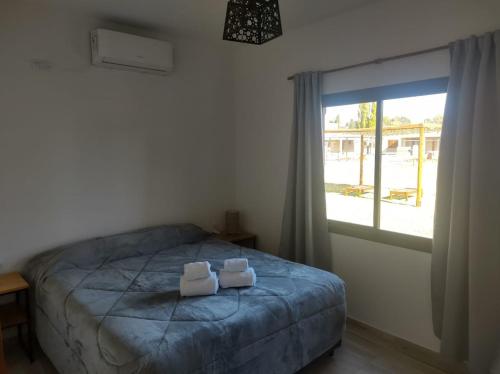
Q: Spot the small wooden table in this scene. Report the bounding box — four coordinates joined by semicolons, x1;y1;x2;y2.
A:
0;272;33;363
343;185;373;197
389;188;417;201
214;232;257;249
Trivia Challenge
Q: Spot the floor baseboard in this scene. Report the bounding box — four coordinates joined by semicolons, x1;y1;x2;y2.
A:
346;318;467;374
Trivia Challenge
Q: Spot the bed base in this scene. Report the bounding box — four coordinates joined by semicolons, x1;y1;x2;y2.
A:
300;339;343;372
328;339;343;357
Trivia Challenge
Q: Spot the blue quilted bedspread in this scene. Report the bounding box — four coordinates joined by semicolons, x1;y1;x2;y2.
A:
25;224;346;374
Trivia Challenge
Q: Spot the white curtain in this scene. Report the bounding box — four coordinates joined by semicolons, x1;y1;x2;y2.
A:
432;31;500;373
279;72;332;271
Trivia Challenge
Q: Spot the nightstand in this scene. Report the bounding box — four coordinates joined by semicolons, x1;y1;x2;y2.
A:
0;321;5;374
214;232;257;249
0;272;33;362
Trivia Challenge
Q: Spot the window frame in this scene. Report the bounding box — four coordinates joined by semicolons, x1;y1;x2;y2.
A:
322;77;449;253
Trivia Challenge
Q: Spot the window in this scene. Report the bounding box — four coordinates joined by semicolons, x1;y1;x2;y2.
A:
324;101;376;227
323;78;448;251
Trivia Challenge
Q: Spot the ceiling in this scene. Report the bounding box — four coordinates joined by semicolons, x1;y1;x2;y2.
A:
43;0;377;41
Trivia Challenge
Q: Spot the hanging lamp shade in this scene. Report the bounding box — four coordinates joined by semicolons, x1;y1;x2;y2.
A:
223;0;282;45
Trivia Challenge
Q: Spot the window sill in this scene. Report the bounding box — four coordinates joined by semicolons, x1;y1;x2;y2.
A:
328;220;432;253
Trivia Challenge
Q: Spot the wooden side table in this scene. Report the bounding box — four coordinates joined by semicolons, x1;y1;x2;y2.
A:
0;272;33;363
214;232;257;249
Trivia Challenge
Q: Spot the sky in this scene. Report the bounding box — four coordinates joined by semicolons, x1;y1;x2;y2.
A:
325;93;447;127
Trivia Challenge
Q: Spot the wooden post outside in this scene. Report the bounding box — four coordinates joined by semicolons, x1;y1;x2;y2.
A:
359;134;365;186
416;126;424;207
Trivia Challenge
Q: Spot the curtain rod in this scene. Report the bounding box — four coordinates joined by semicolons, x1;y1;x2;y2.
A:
287;44;449;81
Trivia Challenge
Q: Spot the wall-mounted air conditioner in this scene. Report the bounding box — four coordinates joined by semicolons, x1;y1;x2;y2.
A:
90;29;174;75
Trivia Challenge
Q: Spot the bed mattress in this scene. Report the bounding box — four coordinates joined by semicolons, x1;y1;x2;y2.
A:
25;224;346;374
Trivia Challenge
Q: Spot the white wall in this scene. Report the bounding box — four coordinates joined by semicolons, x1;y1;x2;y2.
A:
232;0;500;350
0;1;235;271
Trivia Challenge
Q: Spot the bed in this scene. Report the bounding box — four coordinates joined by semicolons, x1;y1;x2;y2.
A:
24;224;346;374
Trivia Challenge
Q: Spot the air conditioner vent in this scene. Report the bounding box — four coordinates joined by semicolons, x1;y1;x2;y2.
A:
91;29;174;76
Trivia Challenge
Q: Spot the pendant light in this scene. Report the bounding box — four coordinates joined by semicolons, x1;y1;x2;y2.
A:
223;0;283;45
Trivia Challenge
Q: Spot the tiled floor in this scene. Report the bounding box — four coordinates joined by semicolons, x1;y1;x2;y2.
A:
5;327;446;374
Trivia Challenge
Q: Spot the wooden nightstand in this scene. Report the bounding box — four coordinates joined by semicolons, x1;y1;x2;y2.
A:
0;321;5;374
0;272;33;363
214;232;257;249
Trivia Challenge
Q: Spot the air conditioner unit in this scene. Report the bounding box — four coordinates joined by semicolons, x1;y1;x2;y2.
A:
90;29;174;75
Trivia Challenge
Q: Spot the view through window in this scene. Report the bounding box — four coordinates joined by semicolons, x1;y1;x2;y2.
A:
324;90;446;239
324;102;376;227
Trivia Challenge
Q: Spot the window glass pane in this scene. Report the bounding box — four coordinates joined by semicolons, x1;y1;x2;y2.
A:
380;93;446;238
324;102;376;226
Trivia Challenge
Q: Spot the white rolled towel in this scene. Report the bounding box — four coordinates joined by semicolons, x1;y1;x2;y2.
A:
219;268;256;289
223;258;249;272
183;261;211;281
180;271;219;297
